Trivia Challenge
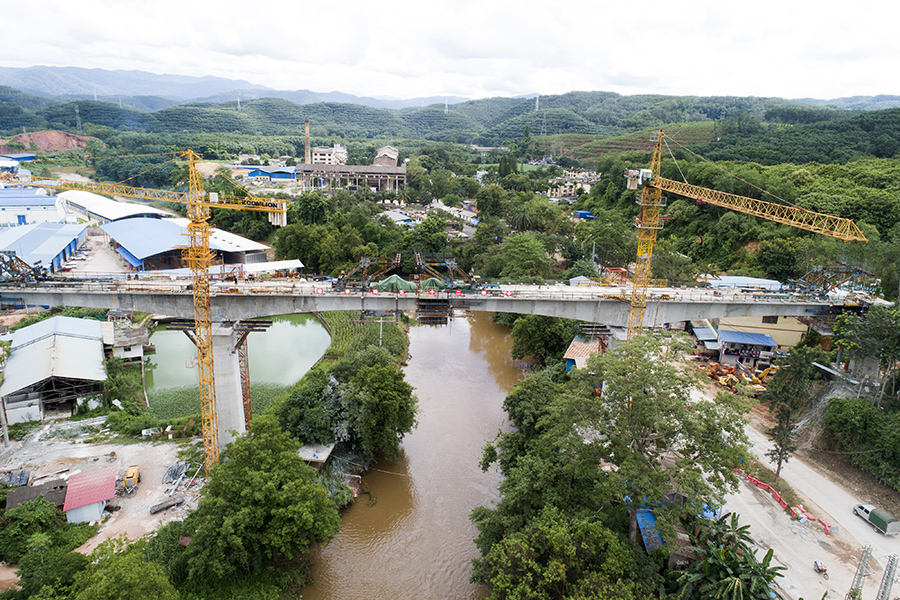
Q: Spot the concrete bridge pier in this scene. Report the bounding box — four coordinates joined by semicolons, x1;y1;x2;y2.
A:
210;323;246;450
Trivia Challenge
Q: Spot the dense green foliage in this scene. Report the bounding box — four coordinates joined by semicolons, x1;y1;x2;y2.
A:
472;334;757;598
675;513;784;600
823;397;900;492
148;415;340;592
0;497;94;566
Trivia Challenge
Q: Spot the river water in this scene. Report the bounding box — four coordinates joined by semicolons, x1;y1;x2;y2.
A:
300;311;520;600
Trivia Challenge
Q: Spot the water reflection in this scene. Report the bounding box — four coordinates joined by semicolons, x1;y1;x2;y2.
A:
146;314;330;390
301;313;519;600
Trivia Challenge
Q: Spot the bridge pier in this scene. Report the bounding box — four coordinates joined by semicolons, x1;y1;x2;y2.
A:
211;323;246;449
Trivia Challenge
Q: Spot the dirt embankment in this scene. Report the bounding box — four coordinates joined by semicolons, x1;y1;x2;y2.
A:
0;130;100;154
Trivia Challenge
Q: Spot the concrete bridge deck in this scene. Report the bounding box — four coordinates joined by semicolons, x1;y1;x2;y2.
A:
2;277;837;328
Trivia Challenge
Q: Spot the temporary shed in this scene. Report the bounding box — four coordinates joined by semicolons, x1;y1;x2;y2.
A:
563;337;604;372
0;222;87;271
372;274;416;292
708;276;782;291
63;467;117;523
6;479;67;511
0;316;106;423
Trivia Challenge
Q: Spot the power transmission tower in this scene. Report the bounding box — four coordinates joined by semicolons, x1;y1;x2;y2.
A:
874;553;898;600
847;545;873;600
74;105;83;136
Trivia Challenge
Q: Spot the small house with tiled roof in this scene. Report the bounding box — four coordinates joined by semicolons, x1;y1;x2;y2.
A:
563;337;605;372
63;466;117;523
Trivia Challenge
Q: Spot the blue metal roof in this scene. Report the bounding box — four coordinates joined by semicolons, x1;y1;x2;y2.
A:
693;327;718;341
101;218;186;260
717;329;777;347
0;223;85;267
636;510;664;552
0;188;54;206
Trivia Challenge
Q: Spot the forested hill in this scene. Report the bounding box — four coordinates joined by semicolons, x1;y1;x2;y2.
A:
0;86;875;146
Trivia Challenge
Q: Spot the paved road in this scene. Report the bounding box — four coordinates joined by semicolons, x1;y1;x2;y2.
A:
724;425;900;599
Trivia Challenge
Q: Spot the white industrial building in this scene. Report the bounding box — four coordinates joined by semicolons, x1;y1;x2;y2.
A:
57;190;172;224
0;187;61;226
0;316;106;424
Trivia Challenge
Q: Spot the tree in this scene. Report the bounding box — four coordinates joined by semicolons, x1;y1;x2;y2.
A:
350;364;418;460
291;191;330;225
763;346;824;481
180;415;341;581
69;538;178;600
14;548;88;599
509;315;579;369
473;506;649;600
497;232;552;279
675;513;784;600
581;334;749;543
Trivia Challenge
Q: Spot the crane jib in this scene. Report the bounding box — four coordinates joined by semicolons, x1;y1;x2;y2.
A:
651;176;867;243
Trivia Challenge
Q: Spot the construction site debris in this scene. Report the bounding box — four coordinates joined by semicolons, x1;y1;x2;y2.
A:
163;461;189;484
150;496;185;514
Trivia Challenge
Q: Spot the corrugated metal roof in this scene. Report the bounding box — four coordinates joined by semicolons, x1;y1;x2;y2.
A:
708;276;782;290
0;317;106;398
101;217;267;261
63;467;117;512
717;329;777;347
6;480;67;511
636;510;664;552
703;340;721;350
693;327;718;341
0;223;86;267
59;190;171;222
0;188;54;207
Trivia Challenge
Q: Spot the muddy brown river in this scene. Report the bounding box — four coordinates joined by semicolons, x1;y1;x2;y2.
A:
300;312;521;599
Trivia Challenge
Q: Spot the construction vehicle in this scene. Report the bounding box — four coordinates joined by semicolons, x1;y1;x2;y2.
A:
124;465;141;493
8;151;287;471
624;130;867;342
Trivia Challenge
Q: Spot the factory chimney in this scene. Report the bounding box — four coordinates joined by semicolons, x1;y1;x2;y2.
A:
304;120;311;164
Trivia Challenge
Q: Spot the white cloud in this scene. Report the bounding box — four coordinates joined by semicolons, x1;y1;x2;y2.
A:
2;0;897;101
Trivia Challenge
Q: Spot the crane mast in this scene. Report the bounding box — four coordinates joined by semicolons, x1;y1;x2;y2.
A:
183;150;220;469
18;151;287;470
625;130;867;341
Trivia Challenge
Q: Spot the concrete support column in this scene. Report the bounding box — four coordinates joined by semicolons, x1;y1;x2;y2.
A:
211;323;246;450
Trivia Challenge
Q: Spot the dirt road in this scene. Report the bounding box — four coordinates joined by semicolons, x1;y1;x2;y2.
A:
728;425;899;599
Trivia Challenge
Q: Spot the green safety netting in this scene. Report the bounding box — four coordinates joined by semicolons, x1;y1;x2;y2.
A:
420;277;447;290
372;274;417;292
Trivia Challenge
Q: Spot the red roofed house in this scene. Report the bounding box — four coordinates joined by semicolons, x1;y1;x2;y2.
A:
63;466;117;523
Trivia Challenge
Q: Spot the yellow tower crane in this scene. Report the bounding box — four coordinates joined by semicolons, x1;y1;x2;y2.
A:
21;150;287;470
625;130;868;341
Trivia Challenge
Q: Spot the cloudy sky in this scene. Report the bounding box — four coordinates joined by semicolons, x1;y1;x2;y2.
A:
3;0;894;101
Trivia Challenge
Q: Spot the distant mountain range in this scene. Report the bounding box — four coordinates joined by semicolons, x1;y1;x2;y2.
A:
0;65;471;111
4;65;900;150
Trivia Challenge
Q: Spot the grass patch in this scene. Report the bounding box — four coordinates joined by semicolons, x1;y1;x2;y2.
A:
745;461;803;512
148;383;289;420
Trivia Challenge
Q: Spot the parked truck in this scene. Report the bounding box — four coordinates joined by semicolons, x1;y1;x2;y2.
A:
853;503;900;536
